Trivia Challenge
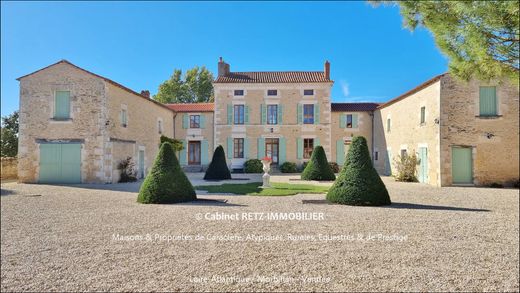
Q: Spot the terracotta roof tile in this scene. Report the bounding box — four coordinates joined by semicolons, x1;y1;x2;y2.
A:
165;103;214;112
331;103;380;112
214;71;332;83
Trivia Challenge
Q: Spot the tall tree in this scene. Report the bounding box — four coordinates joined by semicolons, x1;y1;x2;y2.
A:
1;111;19;157
373;1;519;83
154;66;214;103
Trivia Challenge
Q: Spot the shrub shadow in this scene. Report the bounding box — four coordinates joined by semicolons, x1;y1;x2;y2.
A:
173;198;247;207
0;188;17;196
302;200;490;212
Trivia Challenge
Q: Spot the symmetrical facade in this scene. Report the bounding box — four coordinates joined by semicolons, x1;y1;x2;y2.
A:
17;59;519;186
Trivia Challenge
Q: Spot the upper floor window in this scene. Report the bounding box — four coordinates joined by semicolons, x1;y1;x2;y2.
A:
479;86;497;116
267;105;278;125
267;89;278;96
346;114;353;128
304;138;314;159
120;109;128;127
303;104;314;124
420;106;426;124
234;105;244;125
157;119;163;134
234;90;244;96
54;91;70;120
304;89;314;96
190;115;200;128
233;138;244;158
387;118;391;133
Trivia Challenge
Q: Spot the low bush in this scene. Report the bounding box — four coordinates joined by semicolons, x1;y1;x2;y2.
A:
204;145;231;180
301;146;336;181
280;162;298;173
393;152;419;182
299;162;308;172
329;162;340;173
487;182;504;188
117;156;137;183
244;159;263;173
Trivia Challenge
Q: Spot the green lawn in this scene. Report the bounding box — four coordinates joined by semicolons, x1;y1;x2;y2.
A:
195;182;329;196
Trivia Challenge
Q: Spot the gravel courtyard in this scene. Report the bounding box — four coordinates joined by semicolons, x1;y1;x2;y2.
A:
1;176;518;292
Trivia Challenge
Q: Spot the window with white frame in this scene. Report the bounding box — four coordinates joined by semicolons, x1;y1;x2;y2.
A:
190;115;200;128
267;105;278;125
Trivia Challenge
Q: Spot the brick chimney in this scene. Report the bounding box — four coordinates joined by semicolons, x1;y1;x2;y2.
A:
324;60;330;80
140;90;150;98
218;57;230;77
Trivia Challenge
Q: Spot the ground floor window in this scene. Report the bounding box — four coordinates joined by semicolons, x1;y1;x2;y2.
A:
234;138;244;158
303;138;314;159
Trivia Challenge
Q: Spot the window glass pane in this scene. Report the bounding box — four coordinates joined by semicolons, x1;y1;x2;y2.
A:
234;105;244;124
303;104;314;124
420;107;425;123
303;138;314;159
234;90;244;96
304;89;314;95
190;115;200;128
234;138;244;158
267;105;278;124
267;89;277;96
346;114;353;128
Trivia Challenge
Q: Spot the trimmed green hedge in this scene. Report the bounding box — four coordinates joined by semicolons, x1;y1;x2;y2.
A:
137;142;196;204
204;145;232;180
280;162;298;173
301;146;336;181
159;135;183;151
327;136;391;206
244;159;263;173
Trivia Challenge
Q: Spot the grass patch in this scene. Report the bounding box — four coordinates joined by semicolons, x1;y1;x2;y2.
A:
196;182;328;196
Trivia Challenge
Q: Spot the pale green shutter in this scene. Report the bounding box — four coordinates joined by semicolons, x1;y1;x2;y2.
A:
340;114;346;128
279;137;286;164
420;107;425;124
227;104;233;124
260;104;266;125
257;138;265;159
315;138;320;146
352;114;358;128
314;104;320;125
336;140;345;165
54;91;70;119
296;138;303;159
201;140;209;165
479;86;497;116
244;138;250;159
297;104;303;124
387;119;391;132
278;104;283;124
227;137;233;159
179;140;187;165
244;105;250;124
200;115;206;129
182;114;189;129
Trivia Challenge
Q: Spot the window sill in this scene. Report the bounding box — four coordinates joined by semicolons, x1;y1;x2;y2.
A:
419;123;426;126
50;118;72;122
475;115;502;119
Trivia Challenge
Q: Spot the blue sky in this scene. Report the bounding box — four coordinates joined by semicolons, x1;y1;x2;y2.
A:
1;1;448;116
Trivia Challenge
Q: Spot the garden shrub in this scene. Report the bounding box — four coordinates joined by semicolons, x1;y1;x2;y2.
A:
137;142;196;204
327;136;391;206
487;182;504;188
280;162;298;173
393;152;419;182
329;162;340;173
301;146;336;181
117;156;138;183
204;145;232;180
299;161;308;172
159;135;183;151
244;159;263;173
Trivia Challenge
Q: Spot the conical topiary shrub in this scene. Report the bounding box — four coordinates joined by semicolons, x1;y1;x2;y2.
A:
137;142;196;204
204;145;232;180
301;145;336;181
327;136;391;206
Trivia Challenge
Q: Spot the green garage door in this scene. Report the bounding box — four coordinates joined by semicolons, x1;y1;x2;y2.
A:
39;143;81;183
451;147;473;184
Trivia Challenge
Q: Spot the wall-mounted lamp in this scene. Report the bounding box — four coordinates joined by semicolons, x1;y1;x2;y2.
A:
485;132;495;139
105;120;110;126
270;128;273;133
434;118;440;124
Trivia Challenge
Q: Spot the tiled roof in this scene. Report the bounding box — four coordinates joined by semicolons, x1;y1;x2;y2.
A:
165;103;214;112
378;73;447;109
16;60;174;112
214;71;332;83
331;103;380;112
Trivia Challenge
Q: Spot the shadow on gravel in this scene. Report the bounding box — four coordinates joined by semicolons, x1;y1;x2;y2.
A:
302;200;490;212
174;198;247;207
0;188;17;196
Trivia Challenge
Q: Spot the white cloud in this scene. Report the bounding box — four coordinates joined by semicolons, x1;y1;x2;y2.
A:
340;80;349;97
348;96;387;103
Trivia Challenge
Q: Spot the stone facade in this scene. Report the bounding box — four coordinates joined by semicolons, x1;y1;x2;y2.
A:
17;61;174;183
330;110;373;165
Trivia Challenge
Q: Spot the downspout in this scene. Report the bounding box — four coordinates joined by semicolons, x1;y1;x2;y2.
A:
370;110;375;165
173;112;177;139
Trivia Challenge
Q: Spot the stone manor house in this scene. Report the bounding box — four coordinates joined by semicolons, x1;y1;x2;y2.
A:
16;58;519;186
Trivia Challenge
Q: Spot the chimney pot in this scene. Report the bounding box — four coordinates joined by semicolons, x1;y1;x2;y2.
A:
218;57;230;77
140;90;150;98
324;60;330;80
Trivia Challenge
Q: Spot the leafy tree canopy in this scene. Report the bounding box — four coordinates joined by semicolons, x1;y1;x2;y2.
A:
373;1;519;84
154;66;214;103
1;111;19;157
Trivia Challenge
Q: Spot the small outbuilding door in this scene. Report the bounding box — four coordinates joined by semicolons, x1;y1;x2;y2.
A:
39;143;81;183
451;146;473;184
